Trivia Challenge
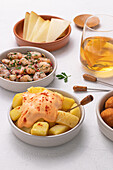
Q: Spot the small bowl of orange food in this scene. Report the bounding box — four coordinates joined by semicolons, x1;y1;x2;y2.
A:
13;11;71;51
0;46;56;92
8;87;85;147
96;91;113;141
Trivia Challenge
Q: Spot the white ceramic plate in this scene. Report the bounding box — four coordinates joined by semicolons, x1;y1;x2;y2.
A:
96;91;113;141
0;47;57;92
8;88;85;147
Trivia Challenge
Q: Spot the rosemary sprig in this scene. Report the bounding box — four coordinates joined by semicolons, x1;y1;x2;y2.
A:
56;72;71;83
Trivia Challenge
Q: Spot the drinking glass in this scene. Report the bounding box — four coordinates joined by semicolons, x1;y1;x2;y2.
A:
80;14;113;72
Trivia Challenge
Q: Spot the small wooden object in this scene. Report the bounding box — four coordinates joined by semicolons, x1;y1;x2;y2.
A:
73;85;87;91
73;85;109;92
83;74;113;88
80;95;93;105
73;14;100;28
83;74;97;82
68;95;93;111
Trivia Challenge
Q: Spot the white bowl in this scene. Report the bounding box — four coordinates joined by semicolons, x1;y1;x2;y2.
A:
8;88;85;147
96;91;113;141
0;47;57;92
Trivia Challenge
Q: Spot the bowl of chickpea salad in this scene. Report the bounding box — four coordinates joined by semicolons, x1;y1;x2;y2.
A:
0;47;57;92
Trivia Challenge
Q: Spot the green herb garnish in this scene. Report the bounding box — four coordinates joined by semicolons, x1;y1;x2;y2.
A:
11;63;15;67
17;66;21;70
40;71;44;74
14;60;16;63
27;52;31;56
56;72;71;83
25;56;28;60
28;65;32;68
41;65;43;68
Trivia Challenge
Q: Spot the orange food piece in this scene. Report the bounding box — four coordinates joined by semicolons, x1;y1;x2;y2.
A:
17;90;63;128
101;108;113;127
105;96;113;109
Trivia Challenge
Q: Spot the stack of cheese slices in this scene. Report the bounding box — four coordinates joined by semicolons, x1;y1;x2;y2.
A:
23;11;71;43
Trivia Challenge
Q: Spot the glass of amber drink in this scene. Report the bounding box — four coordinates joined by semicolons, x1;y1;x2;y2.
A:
80;14;113;71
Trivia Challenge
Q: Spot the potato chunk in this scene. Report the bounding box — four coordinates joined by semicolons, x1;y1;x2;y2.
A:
54;92;64;101
15;120;32;133
48;124;70;135
70;103;81;119
10;106;22;121
27;86;46;93
62;97;75;111
48;122;56;128
56;111;79;128
12;93;23;108
31;122;49;136
21;127;32;133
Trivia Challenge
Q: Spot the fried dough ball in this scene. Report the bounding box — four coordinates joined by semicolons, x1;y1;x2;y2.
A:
101;108;113;127
105;96;113;109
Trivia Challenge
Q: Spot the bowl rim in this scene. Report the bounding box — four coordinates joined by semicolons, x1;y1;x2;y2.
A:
13;15;71;45
96;90;113;132
0;46;57;84
8;88;85;139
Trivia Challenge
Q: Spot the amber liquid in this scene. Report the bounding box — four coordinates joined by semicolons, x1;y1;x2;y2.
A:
80;36;113;71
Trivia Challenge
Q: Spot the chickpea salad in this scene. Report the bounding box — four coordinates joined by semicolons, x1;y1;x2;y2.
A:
0;51;53;82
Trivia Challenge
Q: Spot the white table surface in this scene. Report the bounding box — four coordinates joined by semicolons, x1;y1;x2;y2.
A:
0;0;113;169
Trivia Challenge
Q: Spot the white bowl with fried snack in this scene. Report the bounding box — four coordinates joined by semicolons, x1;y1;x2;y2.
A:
0;47;56;92
96;91;113;141
8;88;85;147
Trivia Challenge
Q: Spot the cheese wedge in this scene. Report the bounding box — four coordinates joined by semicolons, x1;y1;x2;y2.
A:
28;16;45;41
58;31;66;39
26;11;39;40
23;12;30;39
46;18;71;42
32;20;50;43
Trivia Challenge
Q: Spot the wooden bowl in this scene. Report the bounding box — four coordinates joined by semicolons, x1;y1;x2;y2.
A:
73;14;100;28
13;15;71;52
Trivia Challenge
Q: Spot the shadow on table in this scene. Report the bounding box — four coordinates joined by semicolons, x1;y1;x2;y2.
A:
9;124;88;162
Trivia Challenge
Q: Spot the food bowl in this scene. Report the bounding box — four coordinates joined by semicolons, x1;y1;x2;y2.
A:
0;47;57;92
96;91;113;141
8;88;85;147
13;15;71;52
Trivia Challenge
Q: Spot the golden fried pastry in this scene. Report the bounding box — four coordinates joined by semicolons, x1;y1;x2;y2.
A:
105;96;113;109
101;108;113;127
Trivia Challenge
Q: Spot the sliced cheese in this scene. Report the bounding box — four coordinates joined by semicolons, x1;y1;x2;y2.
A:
32;20;50;43
46;18;71;42
58;31;66;39
28;16;45;41
26;11;39;40
23;12;30;39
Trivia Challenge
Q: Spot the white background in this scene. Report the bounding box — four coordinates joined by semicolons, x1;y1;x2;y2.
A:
0;0;113;170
